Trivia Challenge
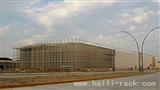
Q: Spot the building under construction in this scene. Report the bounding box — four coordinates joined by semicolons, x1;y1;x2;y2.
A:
14;40;115;72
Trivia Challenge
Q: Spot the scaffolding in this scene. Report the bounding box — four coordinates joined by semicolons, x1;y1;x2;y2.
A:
14;38;115;72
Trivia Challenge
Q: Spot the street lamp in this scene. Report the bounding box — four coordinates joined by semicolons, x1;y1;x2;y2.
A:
121;27;160;72
141;27;160;71
120;31;141;72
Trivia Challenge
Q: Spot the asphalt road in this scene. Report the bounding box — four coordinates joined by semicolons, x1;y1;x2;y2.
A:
0;71;135;78
0;72;114;78
4;72;160;90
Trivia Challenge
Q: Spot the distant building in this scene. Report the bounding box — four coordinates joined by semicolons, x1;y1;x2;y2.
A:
115;50;158;70
156;60;160;69
0;57;13;70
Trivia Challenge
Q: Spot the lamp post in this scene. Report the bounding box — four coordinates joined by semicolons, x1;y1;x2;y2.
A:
141;27;160;72
120;31;141;72
121;27;160;72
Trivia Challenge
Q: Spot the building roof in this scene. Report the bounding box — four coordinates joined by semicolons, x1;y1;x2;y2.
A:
0;57;12;61
15;42;115;51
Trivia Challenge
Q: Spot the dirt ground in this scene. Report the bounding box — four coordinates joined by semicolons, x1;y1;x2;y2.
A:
0;71;158;89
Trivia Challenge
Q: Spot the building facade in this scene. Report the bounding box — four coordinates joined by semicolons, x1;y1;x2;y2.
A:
115;50;158;70
16;43;115;71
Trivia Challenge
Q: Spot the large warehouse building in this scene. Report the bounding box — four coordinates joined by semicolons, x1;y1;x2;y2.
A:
14;39;159;72
115;50;158;70
15;42;115;71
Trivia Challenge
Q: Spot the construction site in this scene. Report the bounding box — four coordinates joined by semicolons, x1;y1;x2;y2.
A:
11;38;159;72
1;39;159;89
13;39;115;72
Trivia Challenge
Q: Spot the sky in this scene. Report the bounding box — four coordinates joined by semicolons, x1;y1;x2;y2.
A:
0;0;160;59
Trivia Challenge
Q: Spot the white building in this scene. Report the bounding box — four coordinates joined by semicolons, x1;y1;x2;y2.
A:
156;61;160;69
115;50;158;70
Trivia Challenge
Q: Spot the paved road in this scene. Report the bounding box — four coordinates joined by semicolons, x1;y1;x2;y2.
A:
4;72;160;90
0;72;114;78
0;71;137;78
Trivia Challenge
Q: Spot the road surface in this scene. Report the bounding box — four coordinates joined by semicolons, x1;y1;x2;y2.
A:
4;72;160;90
0;71;135;78
0;72;114;78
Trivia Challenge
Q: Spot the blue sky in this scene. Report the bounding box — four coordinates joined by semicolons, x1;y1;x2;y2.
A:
0;0;159;58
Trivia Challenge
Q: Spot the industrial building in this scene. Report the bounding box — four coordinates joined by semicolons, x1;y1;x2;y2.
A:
157;61;160;69
0;57;14;71
15;41;115;72
14;39;159;72
115;50;157;70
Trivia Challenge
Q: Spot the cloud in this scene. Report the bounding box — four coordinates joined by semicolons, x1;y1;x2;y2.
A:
0;25;10;36
131;12;148;24
117;7;150;25
92;33;135;51
129;26;137;32
22;0;116;32
1;0;159;58
153;0;160;2
98;35;104;39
